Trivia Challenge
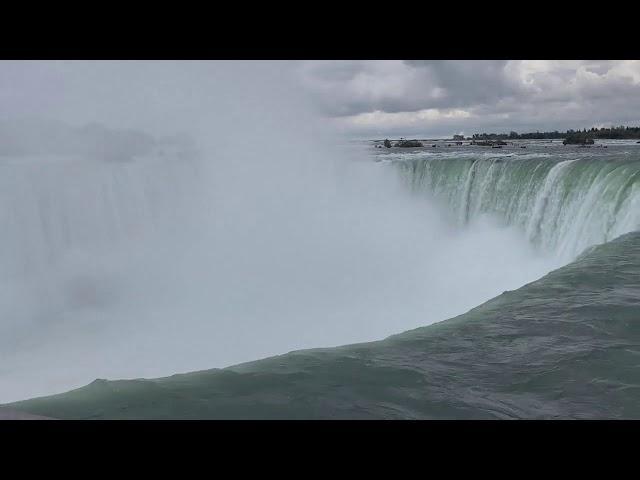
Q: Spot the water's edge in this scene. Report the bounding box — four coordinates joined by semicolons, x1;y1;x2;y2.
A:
7;231;640;419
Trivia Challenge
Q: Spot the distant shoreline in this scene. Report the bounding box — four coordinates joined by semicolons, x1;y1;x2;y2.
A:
368;126;640;143
369;138;639;143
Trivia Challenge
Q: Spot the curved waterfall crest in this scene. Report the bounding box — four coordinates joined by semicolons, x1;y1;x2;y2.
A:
396;152;640;261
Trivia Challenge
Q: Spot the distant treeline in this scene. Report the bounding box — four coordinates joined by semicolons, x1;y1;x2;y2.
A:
471;126;640;140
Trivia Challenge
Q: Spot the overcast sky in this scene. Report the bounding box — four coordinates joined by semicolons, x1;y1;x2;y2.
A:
1;60;639;140
0;61;306;138
296;60;640;138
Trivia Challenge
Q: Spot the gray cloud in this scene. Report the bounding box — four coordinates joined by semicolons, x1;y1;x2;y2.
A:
297;60;640;137
1;61;639;140
404;60;521;107
0;61;307;138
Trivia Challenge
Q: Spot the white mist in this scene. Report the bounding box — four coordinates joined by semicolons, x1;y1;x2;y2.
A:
0;62;560;402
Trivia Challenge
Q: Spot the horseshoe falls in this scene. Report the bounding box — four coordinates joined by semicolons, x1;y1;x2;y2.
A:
0;140;560;404
2;60;640;419
394;147;640;263
5;140;640;419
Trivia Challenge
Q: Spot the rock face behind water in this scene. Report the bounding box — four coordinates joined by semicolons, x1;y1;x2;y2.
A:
395;140;423;148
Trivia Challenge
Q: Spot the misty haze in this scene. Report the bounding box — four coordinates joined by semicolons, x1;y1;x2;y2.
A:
1;61;640;420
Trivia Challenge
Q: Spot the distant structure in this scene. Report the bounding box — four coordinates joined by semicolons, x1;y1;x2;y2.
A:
563;132;595;145
472;140;507;147
395;139;423;148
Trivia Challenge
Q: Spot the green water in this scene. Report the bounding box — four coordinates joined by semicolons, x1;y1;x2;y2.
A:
6;143;640;419
392;146;640;262
8;227;640;419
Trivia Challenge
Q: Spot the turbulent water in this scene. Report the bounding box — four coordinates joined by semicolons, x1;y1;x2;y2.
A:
5;140;640;419
390;141;640;263
0;139;558;403
9;230;640;419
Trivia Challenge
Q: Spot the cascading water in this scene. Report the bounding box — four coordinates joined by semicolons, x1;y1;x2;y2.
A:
4;61;640;419
4;61;636;409
0;155;197;278
0;135;562;403
393;146;640;262
0;150;205;351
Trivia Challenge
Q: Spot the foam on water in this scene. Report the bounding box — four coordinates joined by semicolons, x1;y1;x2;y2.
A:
0;141;561;403
2;62;637;407
394;145;640;263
